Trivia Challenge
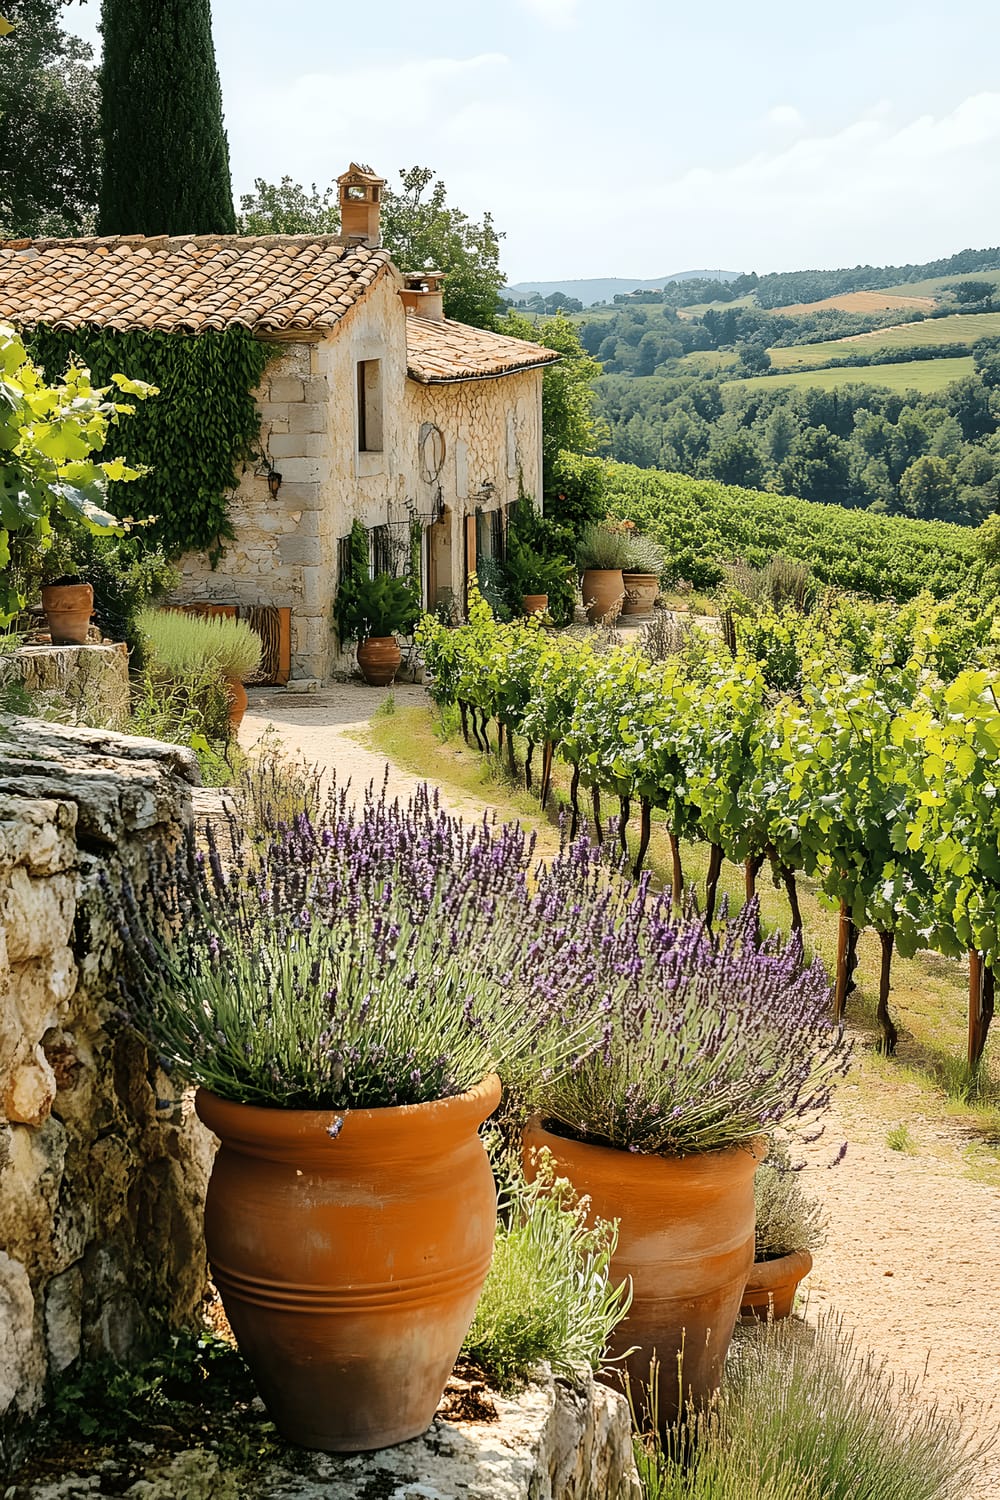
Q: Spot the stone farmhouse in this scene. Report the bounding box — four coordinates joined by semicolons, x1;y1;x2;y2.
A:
0;165;559;681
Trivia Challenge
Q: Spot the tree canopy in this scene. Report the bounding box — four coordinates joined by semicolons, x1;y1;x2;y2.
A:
98;0;235;235
238;166;505;329
0;0;100;236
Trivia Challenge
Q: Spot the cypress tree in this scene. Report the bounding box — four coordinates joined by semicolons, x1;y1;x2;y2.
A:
98;0;236;235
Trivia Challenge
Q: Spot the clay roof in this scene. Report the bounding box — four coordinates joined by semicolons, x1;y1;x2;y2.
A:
0;234;393;334
405;315;561;383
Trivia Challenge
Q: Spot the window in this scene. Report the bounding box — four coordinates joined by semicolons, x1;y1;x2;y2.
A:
356;359;383;452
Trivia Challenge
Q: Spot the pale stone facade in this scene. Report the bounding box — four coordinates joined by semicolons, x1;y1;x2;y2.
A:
0;718;212;1417
173;267;549;681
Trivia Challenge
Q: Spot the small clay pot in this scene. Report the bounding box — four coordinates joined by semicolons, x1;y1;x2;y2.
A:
357;635;401;686
621;572;659;619
522;594;548;615
741;1248;813;1320
581;568;624;626
41;582;93;645
226;677;248;733
197;1074;501;1452
524;1117;765;1429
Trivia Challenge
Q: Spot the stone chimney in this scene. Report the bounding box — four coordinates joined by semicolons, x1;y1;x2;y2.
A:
337;163;385;247
400;270;446;322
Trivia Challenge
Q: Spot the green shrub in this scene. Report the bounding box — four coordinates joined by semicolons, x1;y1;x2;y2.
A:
546;450;607;540
753;1139;826;1259
334;571;422;642
637;1313;987;1500
138;608;262;680
504;497;576;625
576;522;634;571
461;1149;630;1393
623;531;666;576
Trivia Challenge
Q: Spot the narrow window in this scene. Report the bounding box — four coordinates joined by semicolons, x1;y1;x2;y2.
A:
356;359;383;452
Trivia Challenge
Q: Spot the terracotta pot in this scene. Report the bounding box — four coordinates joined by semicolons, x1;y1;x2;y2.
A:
226;676;248;733
740;1248;812;1321
524;1118;765;1425
522;593;548;615
621;572;659;619
581;568;624;626
41;582;93;645
196;1074;501;1452
357;635;401;686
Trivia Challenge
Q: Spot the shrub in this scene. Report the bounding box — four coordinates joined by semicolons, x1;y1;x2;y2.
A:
112;779;593;1111
637;1313;990;1500
139;608;262;680
623;531;666;576
576;522;635;571
521;854;849;1157
546;450;607;540
753;1139;826;1259
461;1148;630;1392
334;570;422;642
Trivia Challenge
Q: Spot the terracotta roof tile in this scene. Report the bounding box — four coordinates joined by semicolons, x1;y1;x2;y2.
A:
0;234;393;334
405;315;560;383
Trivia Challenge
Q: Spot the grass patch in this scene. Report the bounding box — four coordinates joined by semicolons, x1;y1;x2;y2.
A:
725;356;975;396
768;312;1000;369
636;1313;990;1500
886;1123;919;1153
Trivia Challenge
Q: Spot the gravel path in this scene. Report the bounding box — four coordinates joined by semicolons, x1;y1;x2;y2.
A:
242;683;1000;1498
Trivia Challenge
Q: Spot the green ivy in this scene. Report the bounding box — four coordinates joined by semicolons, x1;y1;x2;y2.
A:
25;325;274;561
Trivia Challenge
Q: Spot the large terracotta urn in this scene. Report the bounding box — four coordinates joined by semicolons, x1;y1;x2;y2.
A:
581;568;624;626
524;1118;764;1426
357;635;401;686
621;573;659;619
41;581;93;645
197;1075;501;1452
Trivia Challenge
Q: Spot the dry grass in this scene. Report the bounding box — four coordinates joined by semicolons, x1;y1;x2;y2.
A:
772;291;936;316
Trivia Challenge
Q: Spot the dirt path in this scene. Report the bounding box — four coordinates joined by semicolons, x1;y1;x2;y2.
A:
242;684;1000;1498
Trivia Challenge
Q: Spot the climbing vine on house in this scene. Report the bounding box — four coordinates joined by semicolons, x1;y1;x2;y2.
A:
25;325;274;560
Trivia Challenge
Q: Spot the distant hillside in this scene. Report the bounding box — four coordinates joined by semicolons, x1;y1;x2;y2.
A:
501;270;741;308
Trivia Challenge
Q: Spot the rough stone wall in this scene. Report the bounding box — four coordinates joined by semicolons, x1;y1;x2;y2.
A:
405;365;544;608
0;718;212;1418
0;645;131;732
171;339;332;681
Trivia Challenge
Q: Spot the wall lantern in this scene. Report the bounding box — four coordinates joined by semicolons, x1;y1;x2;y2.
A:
267;469;283;499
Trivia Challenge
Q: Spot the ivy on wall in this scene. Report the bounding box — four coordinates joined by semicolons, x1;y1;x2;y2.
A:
25;325;274;561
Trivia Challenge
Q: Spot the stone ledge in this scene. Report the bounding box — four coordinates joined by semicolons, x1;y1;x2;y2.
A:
0;718;199;845
15;1367;641;1500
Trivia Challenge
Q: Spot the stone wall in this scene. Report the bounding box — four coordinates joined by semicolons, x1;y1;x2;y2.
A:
0;645;131;732
0;718;212;1419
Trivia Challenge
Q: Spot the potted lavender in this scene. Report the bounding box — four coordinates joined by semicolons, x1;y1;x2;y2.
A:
740;1137;827;1320
114;784;587;1454
519;842;849;1425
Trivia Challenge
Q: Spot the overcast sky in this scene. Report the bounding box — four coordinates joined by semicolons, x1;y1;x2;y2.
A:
66;0;1000;284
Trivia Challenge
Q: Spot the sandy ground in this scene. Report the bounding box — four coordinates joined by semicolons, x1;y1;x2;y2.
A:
242;683;1000;1498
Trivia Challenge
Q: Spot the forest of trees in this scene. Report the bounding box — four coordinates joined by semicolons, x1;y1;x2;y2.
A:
597;346;1000;526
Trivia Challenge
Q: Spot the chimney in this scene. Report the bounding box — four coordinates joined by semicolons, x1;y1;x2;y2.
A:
336;163;385;247
400;270;446;322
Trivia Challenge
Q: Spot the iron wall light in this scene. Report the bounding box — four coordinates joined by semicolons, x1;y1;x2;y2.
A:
267;469;283;499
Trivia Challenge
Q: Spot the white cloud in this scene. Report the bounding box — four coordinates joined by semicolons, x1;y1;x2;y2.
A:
767;105;804;129
514;93;1000;278
226;53;512;193
516;0;579;27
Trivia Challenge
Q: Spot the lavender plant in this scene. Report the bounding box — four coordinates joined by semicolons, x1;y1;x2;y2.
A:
520;836;849;1156
112;780;597;1111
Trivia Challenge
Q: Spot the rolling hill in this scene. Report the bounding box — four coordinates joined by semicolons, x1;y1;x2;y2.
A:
501;270;741;308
